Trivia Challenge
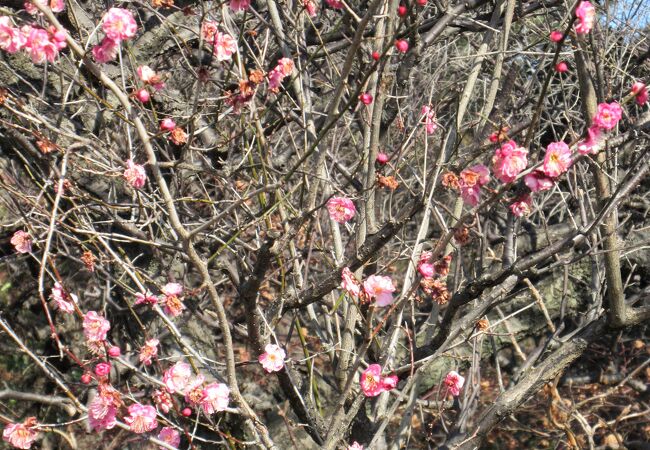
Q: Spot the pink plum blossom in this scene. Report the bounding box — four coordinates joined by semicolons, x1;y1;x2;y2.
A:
326;197;356;223
135;291;158;306
575;1;595;35
184;375;206;405
88;394;117;431
160;118;176;131
50;282;76;313
153;389;173;414
577;125;602;155
157;427;180;449
360;364;397;397
202;22;237;61
421;105;438;134
0;17;27;53
10;230;32;253
348;443;364;450
268;57;294;92
303;0;318;16
524;170;554;192
161;282;185;317
2;418;38;450
459;164;490;206
24;0;65;14
492;140;528;183
542;141;572;178
259;344;286;373
363;275;396;307
631;81;648;106
102;8;137;42
200;382;230;414
510;194;532;217
230;0;251;11
341;267;362;297
83;311;111;342
592;102;622;130
92;37;119;63
139;338;159;366
124;403;158;434
124;159;147;189
418;251;435;279
444;370;465;396
326;0;344;8
23;27;58;64
137;65;156;83
163;362;192;393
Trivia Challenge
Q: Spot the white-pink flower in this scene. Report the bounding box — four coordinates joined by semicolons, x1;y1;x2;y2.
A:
160;118;176;131
459;164;490;206
492;140;528;183
163;361;192;393
24;0;65;15
542;141;572;178
92;37;119;63
10;230;32;253
123;159;147;189
102;8;137;42
509;194;532;217
443;370;465;396
124;403;157;434
348;442;364;450
50;282;76;314
267;58;294;92
157;427;180;450
0;17;27;53
575;1;595;35
135;290;158;306
88;394;117;431
259;344;286;373
202;22;237;62
360;364;398;397
577;125;603;155
23;27;58;64
326;197;356;223
2;418;39;450
200;382;230;414
162;283;183;297
524;170;554;192
592;102;622;131
82;311;111;342
139;338;159;366
417;251;434;279
363;275;396;307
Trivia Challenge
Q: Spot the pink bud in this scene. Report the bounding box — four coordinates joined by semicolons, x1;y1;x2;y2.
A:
81;372;92;384
631;81;646;95
554;61;568;73
395;39;409;53
359;92;373;105
371;51;380;61
94;362;111;377
181;408;192;417
376;152;389;164
549;31;564;42
108;346;121;357
416;0;427;5
135;88;150;103
397;5;407;16
160;118;176;131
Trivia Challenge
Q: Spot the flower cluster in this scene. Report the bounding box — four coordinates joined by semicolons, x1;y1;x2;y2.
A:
360;364;398;397
24;0;65;15
202;21;237;61
0;17;67;64
418;253;451;303
92;8;138;63
340;269;397;306
139;338;159;366
161;362;230;414
268;57;294;92
458;164;490;206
